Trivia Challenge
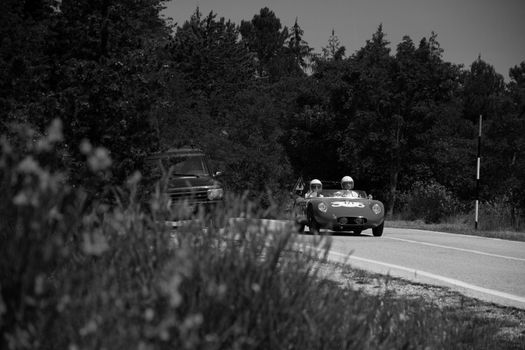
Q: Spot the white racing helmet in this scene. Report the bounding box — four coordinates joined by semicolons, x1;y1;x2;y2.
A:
310;179;322;191
341;176;354;189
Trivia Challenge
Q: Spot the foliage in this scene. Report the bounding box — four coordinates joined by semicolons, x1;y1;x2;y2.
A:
0;123;511;349
288;18;314;74
1;0;170;198
403;180;461;223
0;0;57;132
239;7;289;81
321;29;345;60
3;3;525;348
239;7;311;81
462;57;506;123
477;195;523;231
1;1;524;225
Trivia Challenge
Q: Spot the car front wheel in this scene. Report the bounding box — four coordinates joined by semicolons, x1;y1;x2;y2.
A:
372;222;384;237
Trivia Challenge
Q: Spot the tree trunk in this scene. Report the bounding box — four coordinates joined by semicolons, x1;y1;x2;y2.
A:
388;168;398;218
387;116;403;218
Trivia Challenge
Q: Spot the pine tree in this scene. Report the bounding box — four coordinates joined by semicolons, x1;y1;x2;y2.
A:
239;7;289;80
322;29;345;60
287;18;313;73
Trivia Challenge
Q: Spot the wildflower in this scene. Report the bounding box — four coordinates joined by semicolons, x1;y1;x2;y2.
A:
80;139;112;172
13;190;39;206
33;119;62;151
34;275;45;295
47;119;64;144
87;147;112;172
57;295;71;312
150;199;160;212
79;319;98;336
79;139;92;155
48;206;63;221
161;274;183;307
181;313;203;331
126;171;142;186
144;308;155;321
206;282;227;298
82;231;109;255
0;136;12;156
38;171;51;191
137;342;152;350
17;156;41;174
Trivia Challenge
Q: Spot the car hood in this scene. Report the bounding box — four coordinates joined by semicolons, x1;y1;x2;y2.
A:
309;197;384;216
169;176;220;190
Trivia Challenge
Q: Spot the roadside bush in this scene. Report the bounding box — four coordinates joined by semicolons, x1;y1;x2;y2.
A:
477;195;523;231
403;180;461;224
0;121;508;349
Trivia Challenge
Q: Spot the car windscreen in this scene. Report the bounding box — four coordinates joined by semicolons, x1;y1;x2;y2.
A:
320;189;367;198
164;155;210;176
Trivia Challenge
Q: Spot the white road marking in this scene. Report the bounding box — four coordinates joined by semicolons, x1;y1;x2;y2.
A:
322;249;525;306
385;236;525;262
387;227;511;241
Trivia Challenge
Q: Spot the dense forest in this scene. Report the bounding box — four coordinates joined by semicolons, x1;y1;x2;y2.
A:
1;0;524;224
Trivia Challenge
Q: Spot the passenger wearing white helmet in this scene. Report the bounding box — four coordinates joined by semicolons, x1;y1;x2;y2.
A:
305;179;324;198
335;176;358;198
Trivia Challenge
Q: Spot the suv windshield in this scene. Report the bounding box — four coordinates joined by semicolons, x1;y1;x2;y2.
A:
163;155;210;176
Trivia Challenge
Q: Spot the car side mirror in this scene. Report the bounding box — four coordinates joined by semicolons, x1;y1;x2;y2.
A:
368;194;373;199
213;171;224;178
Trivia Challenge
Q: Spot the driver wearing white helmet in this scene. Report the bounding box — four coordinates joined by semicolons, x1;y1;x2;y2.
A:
334;176;358;198
305;179;324;198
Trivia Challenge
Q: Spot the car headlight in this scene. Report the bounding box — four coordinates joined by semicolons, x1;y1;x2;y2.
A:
207;188;224;200
372;203;382;215
318;202;328;213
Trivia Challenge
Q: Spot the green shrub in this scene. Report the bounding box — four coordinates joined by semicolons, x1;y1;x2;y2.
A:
404;180;460;224
477;195;523;231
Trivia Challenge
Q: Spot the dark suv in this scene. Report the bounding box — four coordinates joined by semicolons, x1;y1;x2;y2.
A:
147;147;224;217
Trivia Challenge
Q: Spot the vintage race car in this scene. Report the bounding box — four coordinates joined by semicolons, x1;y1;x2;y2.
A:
292;181;385;236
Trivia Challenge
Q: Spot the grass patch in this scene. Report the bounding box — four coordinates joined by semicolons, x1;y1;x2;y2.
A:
317;261;525;349
386;219;525;242
2;189;519;349
1;124;523;349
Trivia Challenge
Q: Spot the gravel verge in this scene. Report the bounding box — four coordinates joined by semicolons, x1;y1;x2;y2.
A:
315;260;525;347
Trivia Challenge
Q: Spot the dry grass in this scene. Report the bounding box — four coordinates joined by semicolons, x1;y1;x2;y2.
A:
316;261;525;349
386;218;525;242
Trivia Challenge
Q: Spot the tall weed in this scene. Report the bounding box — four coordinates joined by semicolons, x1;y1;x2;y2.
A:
477;195;523;231
0;121;508;349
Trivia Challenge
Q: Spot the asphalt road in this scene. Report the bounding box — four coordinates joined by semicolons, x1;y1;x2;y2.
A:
297;226;525;309
208;219;525;309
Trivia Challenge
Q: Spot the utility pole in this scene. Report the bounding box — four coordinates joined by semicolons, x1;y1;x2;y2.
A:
475;115;482;230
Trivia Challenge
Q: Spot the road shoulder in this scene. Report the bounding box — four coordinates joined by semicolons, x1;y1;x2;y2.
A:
315;260;525;346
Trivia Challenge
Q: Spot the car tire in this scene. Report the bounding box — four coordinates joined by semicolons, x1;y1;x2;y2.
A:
353;229;362;235
297;223;305;233
372;222;384;237
307;206;321;234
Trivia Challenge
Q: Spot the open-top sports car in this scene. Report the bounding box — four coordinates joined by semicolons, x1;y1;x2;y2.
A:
292;180;385;236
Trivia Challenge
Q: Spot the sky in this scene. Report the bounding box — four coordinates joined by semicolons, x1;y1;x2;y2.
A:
163;0;525;81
